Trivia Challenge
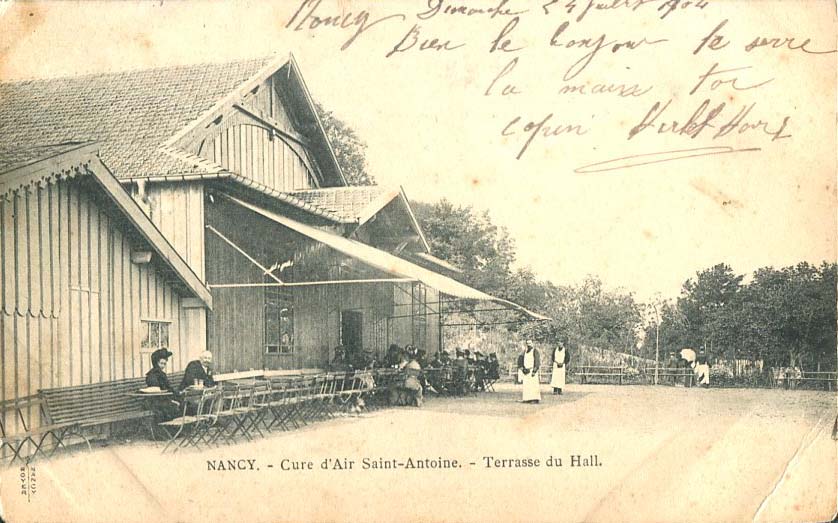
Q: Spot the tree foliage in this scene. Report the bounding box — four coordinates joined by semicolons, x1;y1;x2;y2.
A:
413;200;643;351
318;106;835;370
641;262;837;370
315;103;375;186
412;199;517;296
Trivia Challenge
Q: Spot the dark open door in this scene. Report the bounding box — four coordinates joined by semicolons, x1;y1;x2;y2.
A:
340;310;364;356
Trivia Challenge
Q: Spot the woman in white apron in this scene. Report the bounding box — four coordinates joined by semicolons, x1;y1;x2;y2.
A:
517;341;541;403
551;343;568;395
695;355;710;387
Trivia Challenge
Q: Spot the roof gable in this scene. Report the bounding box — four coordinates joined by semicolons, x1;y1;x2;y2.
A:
0;58;272;178
0;143;212;308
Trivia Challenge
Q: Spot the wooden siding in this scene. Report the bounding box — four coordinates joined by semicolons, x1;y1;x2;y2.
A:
0;179;186;433
205;197;409;370
200;123;315;192
293;283;394;368
143;182;207;365
145;182;205;280
204;238;264;373
194;75;318;193
205;197;275;372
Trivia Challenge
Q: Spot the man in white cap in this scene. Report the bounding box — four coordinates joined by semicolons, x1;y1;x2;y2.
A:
517;340;541;404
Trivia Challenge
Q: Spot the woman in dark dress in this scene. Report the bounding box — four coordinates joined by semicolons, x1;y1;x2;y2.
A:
145;348;180;421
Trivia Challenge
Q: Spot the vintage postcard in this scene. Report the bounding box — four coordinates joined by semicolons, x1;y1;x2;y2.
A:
0;0;835;522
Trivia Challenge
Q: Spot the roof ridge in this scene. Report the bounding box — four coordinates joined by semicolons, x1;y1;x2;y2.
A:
0;55;276;85
289;185;385;193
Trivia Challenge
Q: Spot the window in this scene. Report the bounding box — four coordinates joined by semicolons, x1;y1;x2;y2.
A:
265;287;294;354
141;320;170;350
140;320;171;367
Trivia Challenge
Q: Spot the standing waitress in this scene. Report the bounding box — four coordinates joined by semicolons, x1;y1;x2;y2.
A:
518;340;541;404
550;342;570;395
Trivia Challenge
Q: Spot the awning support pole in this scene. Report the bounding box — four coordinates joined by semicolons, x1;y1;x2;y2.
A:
206;224;283;284
438;292;443;354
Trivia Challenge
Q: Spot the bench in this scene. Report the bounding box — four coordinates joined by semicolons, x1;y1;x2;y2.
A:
39;371;186;445
644;367;695;386
780;371;837;391
0;395;85;465
574;365;625;385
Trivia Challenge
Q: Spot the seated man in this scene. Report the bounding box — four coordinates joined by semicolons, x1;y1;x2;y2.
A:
487;353;501;380
329;346;353;371
180;351;216;390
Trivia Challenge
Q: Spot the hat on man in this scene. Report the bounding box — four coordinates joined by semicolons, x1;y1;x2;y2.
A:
151;348;173;367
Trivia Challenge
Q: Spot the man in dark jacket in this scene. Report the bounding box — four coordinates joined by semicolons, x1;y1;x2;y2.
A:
180;351;216;390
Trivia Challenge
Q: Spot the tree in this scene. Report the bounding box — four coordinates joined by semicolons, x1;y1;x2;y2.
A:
315;103;375;186
536;276;642;352
743;262;837;369
412;199;517;298
653;261;836;372
677;263;744;358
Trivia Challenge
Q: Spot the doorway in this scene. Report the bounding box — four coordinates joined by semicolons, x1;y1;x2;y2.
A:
340;310;364;356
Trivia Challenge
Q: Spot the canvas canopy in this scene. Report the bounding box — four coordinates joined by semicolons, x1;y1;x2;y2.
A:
222;193;550;321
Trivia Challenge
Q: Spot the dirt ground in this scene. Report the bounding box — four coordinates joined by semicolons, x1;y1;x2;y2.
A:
1;384;835;523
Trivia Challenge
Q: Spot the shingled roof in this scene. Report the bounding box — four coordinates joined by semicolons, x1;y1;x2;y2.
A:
289;186;394;222
0;141;92;173
0;58;273;178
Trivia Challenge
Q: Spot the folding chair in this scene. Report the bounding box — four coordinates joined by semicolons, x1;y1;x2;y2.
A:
206;383;243;446
295;375;322;423
309;374;336;420
351;370;374;413
282;376;311;429
228;379;258;442
238;380;272;439
159;388;207;453
333;371;357;415
183;388;222;450
265;377;294;432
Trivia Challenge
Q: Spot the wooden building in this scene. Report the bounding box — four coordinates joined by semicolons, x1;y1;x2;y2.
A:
0;55;541;425
0;143;212;431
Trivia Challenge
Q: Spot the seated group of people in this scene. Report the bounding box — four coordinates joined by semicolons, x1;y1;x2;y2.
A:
425;348;500;395
380;344;424;407
328;345;375;372
144;348;217;420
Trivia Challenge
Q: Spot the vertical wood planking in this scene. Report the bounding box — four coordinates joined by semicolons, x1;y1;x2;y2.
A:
27;190;40;317
68;184;79;384
2;199;14;314
14;193;28;315
0;200;5;409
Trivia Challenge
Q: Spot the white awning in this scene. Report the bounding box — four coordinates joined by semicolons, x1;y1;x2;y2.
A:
222;193;550;321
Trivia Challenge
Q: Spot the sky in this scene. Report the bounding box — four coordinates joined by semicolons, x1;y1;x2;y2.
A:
1;0;835;302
